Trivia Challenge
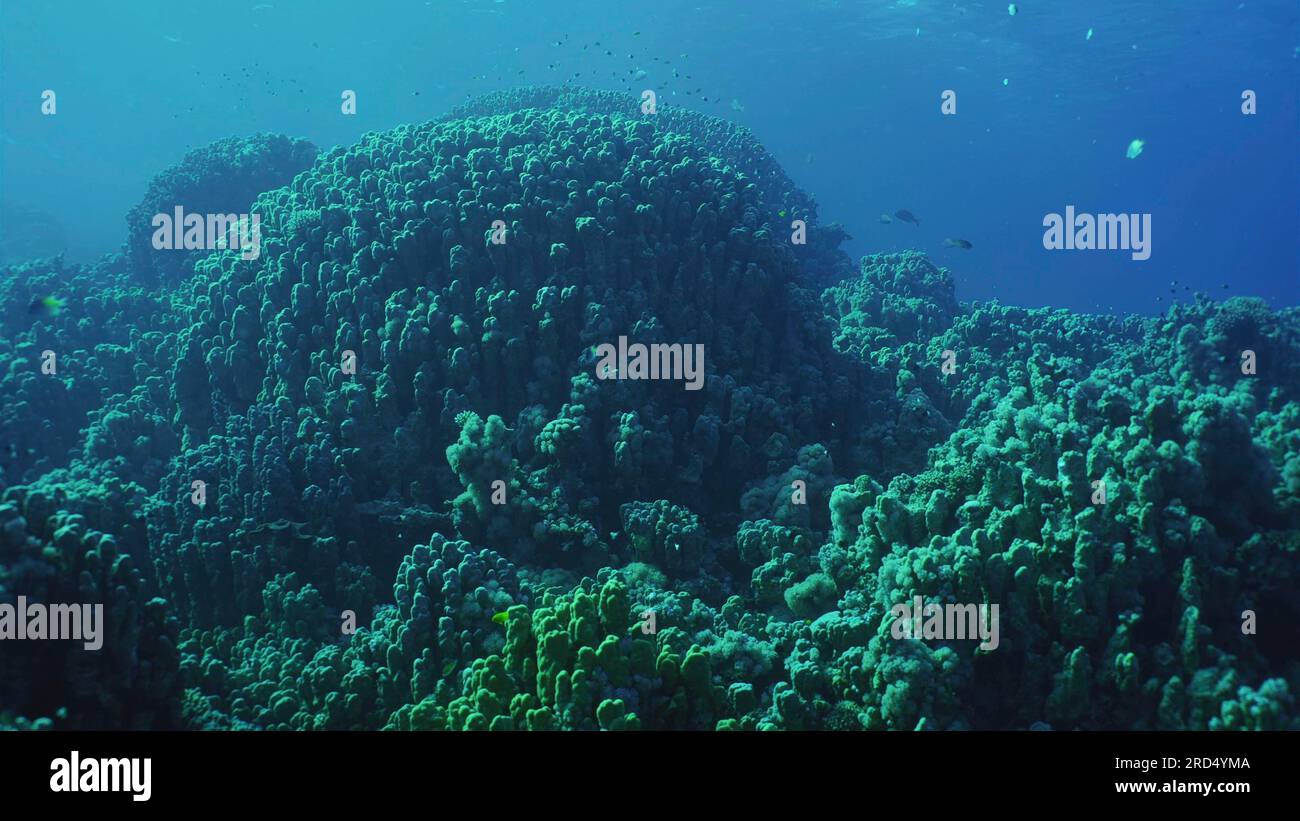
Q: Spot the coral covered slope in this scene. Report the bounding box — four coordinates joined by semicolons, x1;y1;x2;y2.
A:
1;88;1296;730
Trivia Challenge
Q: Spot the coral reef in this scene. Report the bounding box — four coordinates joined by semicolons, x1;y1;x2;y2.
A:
1;92;1296;731
125;133;318;284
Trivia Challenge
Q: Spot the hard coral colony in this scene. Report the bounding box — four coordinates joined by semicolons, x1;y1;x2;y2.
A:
0;86;1297;733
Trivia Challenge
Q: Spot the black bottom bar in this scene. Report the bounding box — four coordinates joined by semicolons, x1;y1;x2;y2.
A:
2;730;1286;808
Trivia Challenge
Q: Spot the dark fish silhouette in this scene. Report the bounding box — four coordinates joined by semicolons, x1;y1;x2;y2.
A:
894;209;920;226
943;238;973;249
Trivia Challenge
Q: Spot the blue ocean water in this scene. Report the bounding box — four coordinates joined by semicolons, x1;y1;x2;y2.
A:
2;0;1295;313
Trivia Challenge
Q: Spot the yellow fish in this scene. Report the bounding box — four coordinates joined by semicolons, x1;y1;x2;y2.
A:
491;611;509;626
28;296;64;317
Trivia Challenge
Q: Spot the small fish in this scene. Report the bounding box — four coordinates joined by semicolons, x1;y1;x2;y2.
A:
878;213;893;224
730;98;744;112
943;238;973;249
1126;138;1145;159
491;611;509;626
1008;3;1018;16
1086;27;1094;41
28;296;64;316
778;209;787;217
894;209;920;226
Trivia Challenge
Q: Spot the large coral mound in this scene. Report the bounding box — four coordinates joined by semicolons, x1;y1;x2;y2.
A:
442;86;854;289
1;90;1297;731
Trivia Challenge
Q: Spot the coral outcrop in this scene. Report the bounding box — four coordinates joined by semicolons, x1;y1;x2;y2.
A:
1;93;1296;731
